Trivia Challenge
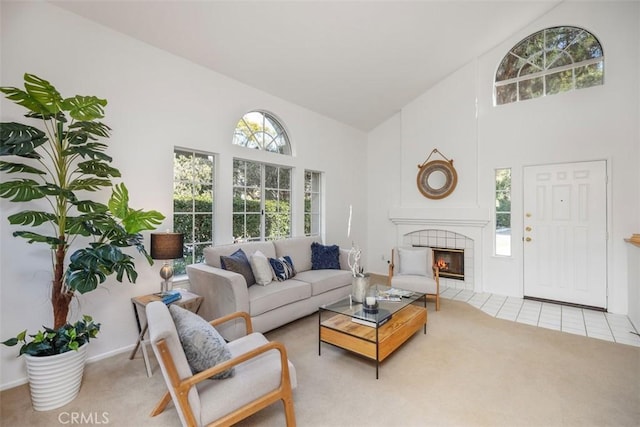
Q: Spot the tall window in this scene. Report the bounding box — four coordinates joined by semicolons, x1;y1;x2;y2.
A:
495;26;604;105
304;170;322;236
173;149;215;275
495;168;512;256
233;110;292;155
233;159;291;241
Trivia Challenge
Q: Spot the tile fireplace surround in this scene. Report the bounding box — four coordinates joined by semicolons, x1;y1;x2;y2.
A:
389;207;490;292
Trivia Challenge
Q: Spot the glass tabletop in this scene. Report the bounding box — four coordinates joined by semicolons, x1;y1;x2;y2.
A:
320;285;425;324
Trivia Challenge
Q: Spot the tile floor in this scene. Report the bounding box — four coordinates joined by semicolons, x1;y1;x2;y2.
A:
440;287;640;347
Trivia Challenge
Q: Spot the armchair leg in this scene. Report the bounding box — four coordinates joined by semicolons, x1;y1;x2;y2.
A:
282;395;296;427
436;294;440;311
150;391;172;417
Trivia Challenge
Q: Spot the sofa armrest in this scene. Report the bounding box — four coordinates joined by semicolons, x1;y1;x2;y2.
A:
186;263;250;340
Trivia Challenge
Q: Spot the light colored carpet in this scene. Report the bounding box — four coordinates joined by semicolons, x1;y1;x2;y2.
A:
1;300;638;426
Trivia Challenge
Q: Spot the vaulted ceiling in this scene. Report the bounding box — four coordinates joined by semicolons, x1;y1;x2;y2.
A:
51;1;561;131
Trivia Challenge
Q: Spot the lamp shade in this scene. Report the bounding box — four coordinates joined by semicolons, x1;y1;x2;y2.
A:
150;233;184;260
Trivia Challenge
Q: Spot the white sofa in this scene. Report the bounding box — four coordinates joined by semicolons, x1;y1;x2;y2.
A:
187;236;352;340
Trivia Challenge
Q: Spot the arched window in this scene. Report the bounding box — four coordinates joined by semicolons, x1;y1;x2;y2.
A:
232;110;291;155
494;26;604;105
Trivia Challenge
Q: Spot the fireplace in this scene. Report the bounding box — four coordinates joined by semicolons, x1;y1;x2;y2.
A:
432;248;465;280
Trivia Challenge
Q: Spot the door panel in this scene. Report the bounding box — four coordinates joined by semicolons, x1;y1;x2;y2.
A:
523;161;607;308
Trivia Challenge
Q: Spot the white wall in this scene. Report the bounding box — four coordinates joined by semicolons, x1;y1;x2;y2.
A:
0;2;366;389
367;2;639;312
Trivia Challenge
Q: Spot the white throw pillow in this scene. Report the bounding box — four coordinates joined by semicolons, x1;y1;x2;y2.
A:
250;250;273;286
397;247;428;276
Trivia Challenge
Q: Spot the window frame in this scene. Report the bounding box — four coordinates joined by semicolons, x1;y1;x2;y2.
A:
232;110;292;155
304;170;322;237
172;148;215;275
233;158;292;242
495;168;512;257
494;26;604;105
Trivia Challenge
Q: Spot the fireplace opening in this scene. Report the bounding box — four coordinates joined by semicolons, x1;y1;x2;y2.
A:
432;248;464;280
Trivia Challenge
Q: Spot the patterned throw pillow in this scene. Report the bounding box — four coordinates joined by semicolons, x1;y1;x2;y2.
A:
269;256;296;281
169;305;234;379
220;248;256;287
311;242;341;270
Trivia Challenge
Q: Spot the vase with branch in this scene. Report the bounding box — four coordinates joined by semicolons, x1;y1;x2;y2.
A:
348;244;368;302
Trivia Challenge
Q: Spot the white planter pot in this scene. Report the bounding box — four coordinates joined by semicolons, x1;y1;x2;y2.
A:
24;344;88;411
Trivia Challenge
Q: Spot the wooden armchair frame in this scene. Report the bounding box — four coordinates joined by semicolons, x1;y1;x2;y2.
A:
388;248;441;311
151;311;296;427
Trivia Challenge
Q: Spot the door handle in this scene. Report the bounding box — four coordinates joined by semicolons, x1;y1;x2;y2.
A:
525;237;532;242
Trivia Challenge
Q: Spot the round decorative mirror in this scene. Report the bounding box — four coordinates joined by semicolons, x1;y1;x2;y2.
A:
417;159;458;199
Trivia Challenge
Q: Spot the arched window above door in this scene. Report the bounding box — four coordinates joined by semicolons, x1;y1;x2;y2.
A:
232;110;291;155
494;26;604;105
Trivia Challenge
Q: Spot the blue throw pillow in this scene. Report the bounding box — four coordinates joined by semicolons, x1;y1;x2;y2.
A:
269;256;296;281
311;242;340;270
220;248;255;287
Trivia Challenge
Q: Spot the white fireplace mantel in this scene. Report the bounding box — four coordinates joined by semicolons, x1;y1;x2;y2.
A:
389;207;491;227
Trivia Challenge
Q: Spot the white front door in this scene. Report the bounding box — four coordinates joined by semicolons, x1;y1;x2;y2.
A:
523;161;607;308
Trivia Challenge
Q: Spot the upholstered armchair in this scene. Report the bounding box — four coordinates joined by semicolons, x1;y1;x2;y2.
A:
388;247;440;311
145;301;297;426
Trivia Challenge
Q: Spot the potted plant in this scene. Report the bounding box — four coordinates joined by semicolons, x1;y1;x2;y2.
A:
0;73;165;410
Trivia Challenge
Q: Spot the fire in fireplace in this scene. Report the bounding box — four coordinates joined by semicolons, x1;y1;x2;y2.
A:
432;248;464;280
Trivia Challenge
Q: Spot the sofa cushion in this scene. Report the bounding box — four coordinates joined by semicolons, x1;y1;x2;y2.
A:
295;269;352;296
311;242;341;270
169;305;234;379
273;236;317;272
249;250;272;286
269;256;296;281
204;241;276;268
221;249;256;287
248;279;312;316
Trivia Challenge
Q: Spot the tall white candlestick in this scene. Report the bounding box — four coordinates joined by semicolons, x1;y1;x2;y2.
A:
347;205;352;238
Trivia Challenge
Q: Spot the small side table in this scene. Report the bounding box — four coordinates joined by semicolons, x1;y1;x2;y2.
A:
130;289;204;377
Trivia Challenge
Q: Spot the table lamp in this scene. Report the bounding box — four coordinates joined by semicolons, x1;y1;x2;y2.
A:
150;232;184;293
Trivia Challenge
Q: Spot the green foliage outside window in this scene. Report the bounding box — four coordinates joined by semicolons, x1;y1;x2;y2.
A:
173;150;214;275
495;26;604;105
495;169;511;229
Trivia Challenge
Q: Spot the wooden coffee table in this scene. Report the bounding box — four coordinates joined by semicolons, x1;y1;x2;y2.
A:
318;285;427;378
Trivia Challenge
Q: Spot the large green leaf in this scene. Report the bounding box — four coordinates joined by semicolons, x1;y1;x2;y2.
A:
68;178;112;192
73;200;108;214
0;74;62;119
61;95;107;121
0;122;46;158
0;160;46;175
64;143;112;161
65;215;104;237
68;121;111;141
38;184;77;202
23;74;64;115
8;211;56;227
77;160;120;178
12;231;62;246
108;183;130;219
66;245;137;293
0;179;46;201
122;209;165;234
